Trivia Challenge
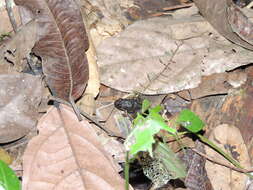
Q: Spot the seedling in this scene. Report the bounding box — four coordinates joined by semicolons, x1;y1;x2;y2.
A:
124;99;250;189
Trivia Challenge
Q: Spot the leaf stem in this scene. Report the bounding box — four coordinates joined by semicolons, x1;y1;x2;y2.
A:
124;151;130;190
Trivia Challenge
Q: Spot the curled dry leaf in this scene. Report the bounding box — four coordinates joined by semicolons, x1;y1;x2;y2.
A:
0;73;42;143
205;124;251;190
97;16;253;94
193;0;253;50
22;105;125;190
14;0;89;101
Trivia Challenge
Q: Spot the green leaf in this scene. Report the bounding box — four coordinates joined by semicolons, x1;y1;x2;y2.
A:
0;160;21;190
133;112;145;126
125;109;177;156
177;109;205;133
154;142;186;179
149;105;162;114
141;99;151;113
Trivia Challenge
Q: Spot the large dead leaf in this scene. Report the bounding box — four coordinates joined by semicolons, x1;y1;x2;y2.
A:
22;105;125;190
205;124;250;190
14;0;89;101
97;16;253;94
193;0;253;50
0;73;42;143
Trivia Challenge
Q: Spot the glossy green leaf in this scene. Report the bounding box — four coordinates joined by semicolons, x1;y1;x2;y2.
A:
0;160;21;190
177;109;204;133
141;99;151;113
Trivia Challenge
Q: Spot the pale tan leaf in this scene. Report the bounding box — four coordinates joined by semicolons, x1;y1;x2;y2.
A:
22;105;125;190
0;73;42;143
205;124;251;190
97;16;253;95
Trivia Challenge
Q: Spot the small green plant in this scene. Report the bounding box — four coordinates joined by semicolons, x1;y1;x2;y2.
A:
0;160;21;190
124;99;250;189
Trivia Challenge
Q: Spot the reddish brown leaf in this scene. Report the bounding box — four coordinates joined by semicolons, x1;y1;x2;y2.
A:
14;0;89;101
193;0;253;50
22;105;125;190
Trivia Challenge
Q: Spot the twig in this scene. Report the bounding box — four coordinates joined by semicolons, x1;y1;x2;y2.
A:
162;3;194;11
5;0;18;33
49;96;117;137
191;148;253;173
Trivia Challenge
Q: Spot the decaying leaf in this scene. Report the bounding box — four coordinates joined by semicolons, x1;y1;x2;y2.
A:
205;124;251;190
22;105;125;190
183;141;213;190
178;70;247;100
14;0;89;101
0;20;37;72
0;73;42;143
193;0;253;50
80;0;131;47
0;1;21;34
97;16;253;94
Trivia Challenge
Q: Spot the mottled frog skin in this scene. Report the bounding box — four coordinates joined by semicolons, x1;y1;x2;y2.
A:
114;98;142;113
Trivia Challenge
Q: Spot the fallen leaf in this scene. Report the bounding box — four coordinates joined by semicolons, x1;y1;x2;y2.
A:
77;6;100;115
193;0;253;50
0;148;12;165
22;105;126;190
0;20;37;72
0;73;42;143
178;70;247;100
15;0;89;101
182;141;213;190
0;1;21;34
205;124;251;190
97;16;253;94
80;0;130;47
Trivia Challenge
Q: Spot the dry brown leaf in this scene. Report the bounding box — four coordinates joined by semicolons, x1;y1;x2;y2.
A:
0;1;21;33
81;0;131;46
22;105;125;190
0;20;37;72
178;70;247;100
193;0;253;50
15;0;89;102
77;4;100;114
97;16;253;95
0;73;42;143
205;124;251;190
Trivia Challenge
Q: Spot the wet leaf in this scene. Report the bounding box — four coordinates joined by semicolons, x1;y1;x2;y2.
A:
14;0;89;101
0;160;21;190
22;105;125;190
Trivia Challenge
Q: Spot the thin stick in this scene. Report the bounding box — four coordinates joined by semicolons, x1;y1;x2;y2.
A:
5;0;18;33
191;148;253;173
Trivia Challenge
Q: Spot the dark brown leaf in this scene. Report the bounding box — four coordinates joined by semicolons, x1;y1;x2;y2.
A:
14;0;89;101
193;0;253;50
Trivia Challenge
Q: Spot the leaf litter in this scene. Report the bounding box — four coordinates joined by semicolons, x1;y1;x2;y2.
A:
2;0;253;189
